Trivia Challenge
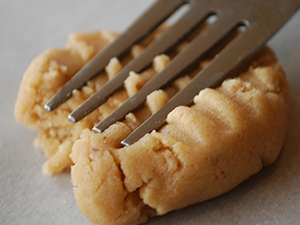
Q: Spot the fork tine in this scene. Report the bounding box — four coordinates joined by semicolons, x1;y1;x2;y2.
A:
92;13;239;133
121;0;300;146
44;0;186;112
68;2;215;123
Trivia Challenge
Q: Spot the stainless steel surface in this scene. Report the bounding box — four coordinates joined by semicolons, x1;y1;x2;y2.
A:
2;0;300;224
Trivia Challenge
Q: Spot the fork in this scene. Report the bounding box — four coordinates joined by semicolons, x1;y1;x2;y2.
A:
44;0;300;146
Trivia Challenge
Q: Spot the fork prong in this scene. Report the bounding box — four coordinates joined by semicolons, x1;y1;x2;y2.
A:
68;2;215;123
92;14;239;133
44;0;186;112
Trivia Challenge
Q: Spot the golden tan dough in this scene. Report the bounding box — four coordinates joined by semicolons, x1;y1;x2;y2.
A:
14;28;290;225
71;48;290;224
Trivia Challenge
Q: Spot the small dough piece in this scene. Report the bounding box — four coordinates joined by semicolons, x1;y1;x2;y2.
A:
124;71;146;97
153;54;170;73
105;57;122;80
145;90;169;114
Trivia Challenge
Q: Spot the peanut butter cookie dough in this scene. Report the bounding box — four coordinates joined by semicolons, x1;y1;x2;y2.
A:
14;28;163;175
15;29;290;225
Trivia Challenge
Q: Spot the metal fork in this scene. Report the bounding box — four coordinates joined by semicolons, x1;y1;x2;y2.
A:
44;0;300;146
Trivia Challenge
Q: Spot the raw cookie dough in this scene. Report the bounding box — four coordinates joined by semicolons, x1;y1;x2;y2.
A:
15;29;290;225
14;27;167;175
